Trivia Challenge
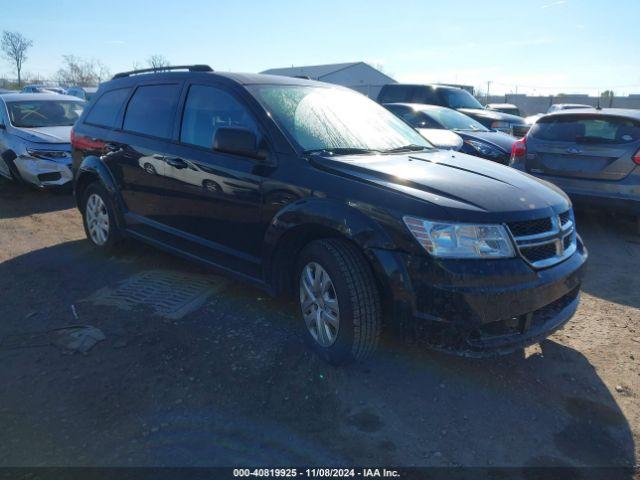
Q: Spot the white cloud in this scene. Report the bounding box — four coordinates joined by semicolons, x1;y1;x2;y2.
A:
541;0;566;8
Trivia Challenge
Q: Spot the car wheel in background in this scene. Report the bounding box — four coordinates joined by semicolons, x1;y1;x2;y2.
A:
203;179;221;192
143;163;157;175
81;182;121;251
296;238;381;365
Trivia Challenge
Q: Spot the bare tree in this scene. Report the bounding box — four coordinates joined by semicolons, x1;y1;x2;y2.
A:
1;31;33;87
56;55;110;86
147;54;169;69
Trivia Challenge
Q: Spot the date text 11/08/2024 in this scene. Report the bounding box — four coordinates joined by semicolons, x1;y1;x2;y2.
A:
232;468;400;477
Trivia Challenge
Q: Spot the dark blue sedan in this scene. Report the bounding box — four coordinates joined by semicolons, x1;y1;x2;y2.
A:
385;103;516;165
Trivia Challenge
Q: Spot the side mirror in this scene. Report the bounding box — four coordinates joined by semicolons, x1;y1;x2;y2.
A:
213;127;265;160
0;123;5;130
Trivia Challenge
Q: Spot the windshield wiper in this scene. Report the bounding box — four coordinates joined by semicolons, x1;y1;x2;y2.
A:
383;144;431;153
303;147;379;156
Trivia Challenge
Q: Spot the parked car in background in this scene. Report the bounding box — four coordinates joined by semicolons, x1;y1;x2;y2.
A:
21;84;66;94
486;103;521;116
72;66;587;364
511;109;640;227
525;104;596;127
547;103;593;113
377;84;527;136
0;93;85;188
66;86;98;101
0;88;15;95
385;103;516;164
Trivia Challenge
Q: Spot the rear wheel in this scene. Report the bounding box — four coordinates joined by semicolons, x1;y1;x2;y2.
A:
81;182;121;251
143;163;157;175
296;239;381;365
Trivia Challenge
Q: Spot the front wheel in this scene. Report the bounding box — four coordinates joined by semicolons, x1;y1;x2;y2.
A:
296;239;381;365
81;182;121;251
1;152;24;184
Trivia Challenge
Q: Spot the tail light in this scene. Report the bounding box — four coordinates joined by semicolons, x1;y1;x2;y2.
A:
634;147;640;165
510;137;526;165
70;127;76;149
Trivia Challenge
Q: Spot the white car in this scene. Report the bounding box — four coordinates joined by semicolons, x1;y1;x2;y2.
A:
0;93;85;188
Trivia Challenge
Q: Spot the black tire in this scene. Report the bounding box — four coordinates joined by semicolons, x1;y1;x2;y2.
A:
296;238;381;365
81;182;122;251
2;152;24;184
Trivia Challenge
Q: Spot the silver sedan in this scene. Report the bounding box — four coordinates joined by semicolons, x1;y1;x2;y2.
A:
0;93;85;188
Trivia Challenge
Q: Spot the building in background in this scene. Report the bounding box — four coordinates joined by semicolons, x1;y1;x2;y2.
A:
261;62;396;99
485;93;640;116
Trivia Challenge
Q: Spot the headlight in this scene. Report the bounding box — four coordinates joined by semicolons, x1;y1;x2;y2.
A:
403;216;515;258
464;139;503;158
25;149;70;160
490;121;509;130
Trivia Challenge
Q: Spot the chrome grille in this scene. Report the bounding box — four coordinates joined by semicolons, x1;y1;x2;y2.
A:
507;210;576;268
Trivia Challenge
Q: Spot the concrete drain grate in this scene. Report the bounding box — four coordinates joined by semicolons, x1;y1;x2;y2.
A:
86;270;225;319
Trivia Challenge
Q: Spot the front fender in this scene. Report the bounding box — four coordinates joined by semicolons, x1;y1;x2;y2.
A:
262;197;403;292
264;197;396;254
262;197;417;317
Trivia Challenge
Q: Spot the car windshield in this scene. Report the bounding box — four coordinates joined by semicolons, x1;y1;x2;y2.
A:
423;108;489;132
251;85;433;153
530;115;640;144
7;100;85;128
438;88;484;109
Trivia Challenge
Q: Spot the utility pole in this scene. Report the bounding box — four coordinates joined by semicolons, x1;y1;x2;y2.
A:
486;80;491;104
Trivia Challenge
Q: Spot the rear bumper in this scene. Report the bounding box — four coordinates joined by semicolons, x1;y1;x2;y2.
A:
514;169;640;214
368;236;588;356
566;191;640;214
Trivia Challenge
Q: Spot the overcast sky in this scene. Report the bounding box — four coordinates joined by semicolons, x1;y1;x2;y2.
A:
2;0;639;95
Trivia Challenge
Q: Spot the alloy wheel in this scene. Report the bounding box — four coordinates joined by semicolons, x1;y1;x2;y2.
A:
85;193;110;246
299;262;340;347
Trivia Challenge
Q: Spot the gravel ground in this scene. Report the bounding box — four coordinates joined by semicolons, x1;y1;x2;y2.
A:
0;178;637;471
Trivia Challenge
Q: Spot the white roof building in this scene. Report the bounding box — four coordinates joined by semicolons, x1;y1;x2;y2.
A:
261;62;396;99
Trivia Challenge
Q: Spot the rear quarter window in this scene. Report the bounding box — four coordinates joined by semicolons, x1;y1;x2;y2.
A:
85;88;131;128
530;115;640;144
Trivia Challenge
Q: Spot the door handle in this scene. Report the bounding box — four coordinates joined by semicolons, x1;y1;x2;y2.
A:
104;143;121;152
165;157;187;169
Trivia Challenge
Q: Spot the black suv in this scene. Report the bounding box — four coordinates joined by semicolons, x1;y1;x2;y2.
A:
377;84;528;136
72;65;587;364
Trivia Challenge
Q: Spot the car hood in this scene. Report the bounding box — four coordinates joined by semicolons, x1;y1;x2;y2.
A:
457;108;526;124
416;128;463;150
310;150;570;220
11;125;72;144
455;130;516;153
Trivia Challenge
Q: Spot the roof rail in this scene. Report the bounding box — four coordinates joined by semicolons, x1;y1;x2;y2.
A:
112;64;213;79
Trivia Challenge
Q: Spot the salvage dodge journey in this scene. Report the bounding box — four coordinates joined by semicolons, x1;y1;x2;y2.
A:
71;65;588;365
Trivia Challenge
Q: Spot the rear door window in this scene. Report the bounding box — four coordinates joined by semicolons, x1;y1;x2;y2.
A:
85;88;131;128
531;115;640;144
123;84;181;139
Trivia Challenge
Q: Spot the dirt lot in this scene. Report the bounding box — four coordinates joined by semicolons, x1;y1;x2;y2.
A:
0;177;637;471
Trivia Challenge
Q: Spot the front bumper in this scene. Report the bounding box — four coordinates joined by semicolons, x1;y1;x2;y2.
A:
368;236;588;355
15;155;73;188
